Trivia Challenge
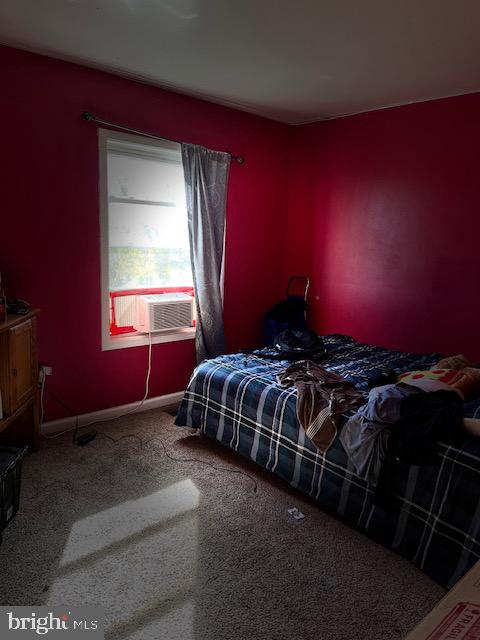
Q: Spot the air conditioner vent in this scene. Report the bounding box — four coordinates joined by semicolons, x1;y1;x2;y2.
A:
152;301;193;331
134;293;194;333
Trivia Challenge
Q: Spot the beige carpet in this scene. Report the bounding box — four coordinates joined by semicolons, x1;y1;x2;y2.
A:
0;408;444;639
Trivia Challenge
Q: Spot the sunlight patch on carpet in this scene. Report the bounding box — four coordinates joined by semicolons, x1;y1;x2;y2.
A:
59;479;199;567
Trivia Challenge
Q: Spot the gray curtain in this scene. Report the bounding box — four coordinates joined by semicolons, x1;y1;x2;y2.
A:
181;143;231;362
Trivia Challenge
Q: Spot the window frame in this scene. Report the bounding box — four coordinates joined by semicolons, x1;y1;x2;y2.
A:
98;128;195;351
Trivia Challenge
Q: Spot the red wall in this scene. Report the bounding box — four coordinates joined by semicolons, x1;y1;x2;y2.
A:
3;44;479;423
0;45;290;420
286;94;480;360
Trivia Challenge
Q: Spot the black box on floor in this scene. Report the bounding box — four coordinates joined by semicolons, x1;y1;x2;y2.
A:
0;446;27;543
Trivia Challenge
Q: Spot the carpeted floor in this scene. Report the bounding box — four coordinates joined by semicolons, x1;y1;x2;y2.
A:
0;408;445;639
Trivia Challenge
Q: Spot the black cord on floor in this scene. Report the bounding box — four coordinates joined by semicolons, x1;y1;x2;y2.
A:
145;434;258;493
99;431;258;493
98;432;144;446
43;390;258;493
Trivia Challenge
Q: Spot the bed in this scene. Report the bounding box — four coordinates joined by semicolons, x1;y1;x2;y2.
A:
175;335;480;588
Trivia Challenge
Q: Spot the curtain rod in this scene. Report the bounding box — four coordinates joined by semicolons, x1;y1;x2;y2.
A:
82;112;245;164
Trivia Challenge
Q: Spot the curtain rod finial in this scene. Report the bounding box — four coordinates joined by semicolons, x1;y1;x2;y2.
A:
235;156;245;165
83;111;96;122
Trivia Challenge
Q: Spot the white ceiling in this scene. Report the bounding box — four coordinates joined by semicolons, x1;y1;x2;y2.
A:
1;0;480;124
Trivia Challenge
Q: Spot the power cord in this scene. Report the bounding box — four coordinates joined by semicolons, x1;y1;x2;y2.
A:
45;421;258;493
144;434;258;493
97;431;257;493
39;371;46;426
39;330;258;493
41;331;153;442
98;432;144;446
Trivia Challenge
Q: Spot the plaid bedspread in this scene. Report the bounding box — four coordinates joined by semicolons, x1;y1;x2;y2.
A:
175;335;480;588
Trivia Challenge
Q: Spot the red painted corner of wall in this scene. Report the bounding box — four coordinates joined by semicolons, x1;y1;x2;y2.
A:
285;93;480;361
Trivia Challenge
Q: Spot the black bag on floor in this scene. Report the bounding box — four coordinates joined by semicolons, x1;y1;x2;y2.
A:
0;446;27;544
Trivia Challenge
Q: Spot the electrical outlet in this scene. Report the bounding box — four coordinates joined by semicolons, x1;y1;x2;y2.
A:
39;365;53;383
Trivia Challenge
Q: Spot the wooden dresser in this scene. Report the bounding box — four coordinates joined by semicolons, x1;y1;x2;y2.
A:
0;310;40;450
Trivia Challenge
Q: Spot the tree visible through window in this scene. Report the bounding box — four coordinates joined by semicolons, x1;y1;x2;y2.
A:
107;136;192;291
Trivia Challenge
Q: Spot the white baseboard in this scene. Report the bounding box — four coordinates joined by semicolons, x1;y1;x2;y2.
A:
41;391;185;435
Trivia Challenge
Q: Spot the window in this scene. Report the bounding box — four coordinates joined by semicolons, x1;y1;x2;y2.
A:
99;129;195;350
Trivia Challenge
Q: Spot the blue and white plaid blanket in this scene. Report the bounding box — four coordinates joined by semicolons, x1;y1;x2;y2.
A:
175;335;480;588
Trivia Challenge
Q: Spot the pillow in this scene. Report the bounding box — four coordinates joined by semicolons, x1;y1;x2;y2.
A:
399;369;461;385
399;368;480;400
450;368;480;399
433;354;473;370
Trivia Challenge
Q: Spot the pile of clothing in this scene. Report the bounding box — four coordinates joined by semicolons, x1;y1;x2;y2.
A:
340;354;480;505
278;353;480;508
277;361;365;451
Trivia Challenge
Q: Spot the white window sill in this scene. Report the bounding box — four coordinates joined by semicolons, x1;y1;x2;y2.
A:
102;327;196;351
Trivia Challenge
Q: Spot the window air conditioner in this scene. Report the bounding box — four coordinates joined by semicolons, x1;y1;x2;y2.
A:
134;293;194;333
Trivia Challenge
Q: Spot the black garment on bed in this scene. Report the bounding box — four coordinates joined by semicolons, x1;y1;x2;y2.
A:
374;390;465;508
249;330;327;362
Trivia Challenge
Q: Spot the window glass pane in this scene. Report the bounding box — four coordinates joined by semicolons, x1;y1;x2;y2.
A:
109;203;192;289
108;153;184;205
106;141;192;291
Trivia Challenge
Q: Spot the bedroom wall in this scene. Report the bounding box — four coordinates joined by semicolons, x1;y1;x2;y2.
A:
285;93;480;361
0;45;290;420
